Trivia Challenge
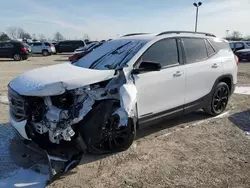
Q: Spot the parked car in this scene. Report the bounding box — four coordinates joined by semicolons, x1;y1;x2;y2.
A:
55;40;85;53
74;41;102;54
229;41;250;61
0;41;29;61
30;42;56;56
23;43;32;53
8;31;237;174
69;42;104;63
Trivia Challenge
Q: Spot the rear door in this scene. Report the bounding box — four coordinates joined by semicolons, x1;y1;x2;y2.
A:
182;37;223;108
32;42;42;53
0;42;14;57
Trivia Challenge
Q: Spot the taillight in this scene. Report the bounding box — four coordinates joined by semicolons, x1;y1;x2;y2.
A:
21;47;27;53
234;55;239;65
50;45;54;48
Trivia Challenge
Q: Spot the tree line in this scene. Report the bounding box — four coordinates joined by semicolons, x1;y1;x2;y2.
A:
0;26;90;42
225;31;250;41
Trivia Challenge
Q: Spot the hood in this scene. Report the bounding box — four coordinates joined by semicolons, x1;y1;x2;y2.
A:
9;63;115;96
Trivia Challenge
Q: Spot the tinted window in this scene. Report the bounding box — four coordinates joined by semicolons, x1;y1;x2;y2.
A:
183;38;207;63
33;43;42;46
235;43;244;49
229;43;234;49
1;43;13;48
209;39;230;51
44;42;50;46
246;42;250;47
142;38;179;67
205;40;216;56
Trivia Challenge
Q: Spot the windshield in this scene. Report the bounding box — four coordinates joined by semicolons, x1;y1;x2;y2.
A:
74;39;147;70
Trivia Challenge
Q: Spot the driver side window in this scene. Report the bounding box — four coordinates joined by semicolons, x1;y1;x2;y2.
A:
142;38;179;67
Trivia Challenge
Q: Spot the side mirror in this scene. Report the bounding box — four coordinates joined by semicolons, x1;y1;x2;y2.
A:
132;61;161;74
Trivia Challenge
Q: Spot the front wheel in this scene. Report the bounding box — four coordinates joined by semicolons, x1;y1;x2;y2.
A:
80;100;136;154
204;82;229;116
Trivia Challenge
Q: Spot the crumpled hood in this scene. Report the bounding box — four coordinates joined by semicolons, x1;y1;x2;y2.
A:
9;63;115;96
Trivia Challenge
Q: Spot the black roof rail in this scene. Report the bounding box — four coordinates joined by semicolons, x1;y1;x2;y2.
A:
157;31;216;37
122;33;149;37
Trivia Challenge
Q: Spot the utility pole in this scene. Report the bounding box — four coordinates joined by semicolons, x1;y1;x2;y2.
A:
193;2;202;32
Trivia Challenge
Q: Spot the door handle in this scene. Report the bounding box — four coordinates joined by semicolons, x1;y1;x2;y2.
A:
212;63;219;68
173;71;184;77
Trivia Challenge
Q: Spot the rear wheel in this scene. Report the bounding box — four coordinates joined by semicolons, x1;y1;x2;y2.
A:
42;50;49;56
13;53;22;61
80;100;135;154
204;82;229;116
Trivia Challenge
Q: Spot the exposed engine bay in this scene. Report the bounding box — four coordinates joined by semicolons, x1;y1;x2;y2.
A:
8;71;136;145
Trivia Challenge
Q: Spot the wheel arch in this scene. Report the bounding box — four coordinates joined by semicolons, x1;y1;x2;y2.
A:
213;74;233;95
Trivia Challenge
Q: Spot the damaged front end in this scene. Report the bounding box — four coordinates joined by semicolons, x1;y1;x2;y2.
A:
8;70;137;181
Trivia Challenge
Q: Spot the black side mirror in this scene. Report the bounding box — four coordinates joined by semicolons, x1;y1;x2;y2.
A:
132;61;161;74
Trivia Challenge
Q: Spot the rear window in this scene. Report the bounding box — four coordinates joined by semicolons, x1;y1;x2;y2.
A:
209;39;231;51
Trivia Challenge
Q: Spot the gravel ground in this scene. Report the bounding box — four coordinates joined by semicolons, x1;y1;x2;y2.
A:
0;56;250;188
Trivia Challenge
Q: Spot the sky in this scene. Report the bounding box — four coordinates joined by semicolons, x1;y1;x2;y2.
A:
0;0;249;40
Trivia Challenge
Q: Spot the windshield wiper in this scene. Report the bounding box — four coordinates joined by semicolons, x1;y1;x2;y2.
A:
105;42;143;70
89;41;132;69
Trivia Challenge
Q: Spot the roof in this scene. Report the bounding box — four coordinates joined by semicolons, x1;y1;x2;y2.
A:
120;31;217;41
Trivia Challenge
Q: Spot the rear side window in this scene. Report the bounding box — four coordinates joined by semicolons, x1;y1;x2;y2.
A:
235;42;244;50
209;39;231;51
44;42;50;46
33;43;42;46
182;38;207;63
205;40;216;57
142;38;179;67
247;42;250;47
1;43;14;48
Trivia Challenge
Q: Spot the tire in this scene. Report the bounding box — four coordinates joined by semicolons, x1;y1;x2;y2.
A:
80;100;135;154
204;82;229;116
13;53;22;61
42;50;49;56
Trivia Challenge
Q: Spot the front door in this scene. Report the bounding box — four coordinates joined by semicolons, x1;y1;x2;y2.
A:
133;38;186;119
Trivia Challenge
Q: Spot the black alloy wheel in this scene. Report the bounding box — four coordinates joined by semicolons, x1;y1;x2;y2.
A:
211;82;229;115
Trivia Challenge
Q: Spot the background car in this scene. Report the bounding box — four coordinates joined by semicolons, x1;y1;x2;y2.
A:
30;42;56;56
69;41;104;62
74;41;102;54
55;40;85;53
229;41;250;61
0;40;29;61
23;43;32;53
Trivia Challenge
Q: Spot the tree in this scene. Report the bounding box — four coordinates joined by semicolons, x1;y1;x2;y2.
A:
83;34;90;41
7;27;18;39
226;31;243;41
7;27;31;40
38;34;46;41
0;32;10;41
54;32;64;41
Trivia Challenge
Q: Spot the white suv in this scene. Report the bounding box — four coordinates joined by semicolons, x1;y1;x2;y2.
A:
30;42;56;56
8;31;238;156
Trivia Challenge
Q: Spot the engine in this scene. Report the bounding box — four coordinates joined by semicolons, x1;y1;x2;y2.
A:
28;90;94;144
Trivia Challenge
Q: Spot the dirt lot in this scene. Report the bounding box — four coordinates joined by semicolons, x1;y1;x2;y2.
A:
0;55;250;188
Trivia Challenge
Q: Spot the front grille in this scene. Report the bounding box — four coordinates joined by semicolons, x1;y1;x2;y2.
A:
8;86;27;122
